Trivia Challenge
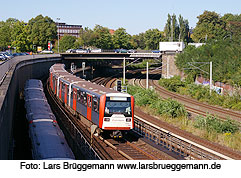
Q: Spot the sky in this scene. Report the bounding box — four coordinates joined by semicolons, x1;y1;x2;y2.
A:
1;0;240;35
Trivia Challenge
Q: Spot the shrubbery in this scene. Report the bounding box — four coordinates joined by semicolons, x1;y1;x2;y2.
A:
175;40;241;87
127;85;187;118
158;76;185;92
194;115;239;134
158;76;241;111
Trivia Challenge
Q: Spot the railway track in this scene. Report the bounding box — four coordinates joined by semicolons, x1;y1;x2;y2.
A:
95;76;239;159
127;77;241;160
46;69;241;160
132;77;241;122
91;77;179;160
46;79;163;160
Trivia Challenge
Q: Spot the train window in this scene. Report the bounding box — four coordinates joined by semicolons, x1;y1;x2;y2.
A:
80;91;84;104
59;81;62;91
81;92;87;106
87;96;92;108
77;90;81;103
97;98;100;111
80;91;86;106
104;100;132;117
62;81;65;91
71;88;73;99
84;94;87;106
92;97;98;112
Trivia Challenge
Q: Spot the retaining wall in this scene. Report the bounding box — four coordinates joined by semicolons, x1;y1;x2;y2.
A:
0;55;61;159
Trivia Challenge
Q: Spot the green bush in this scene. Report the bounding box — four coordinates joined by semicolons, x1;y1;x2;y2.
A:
194;115;239;134
127;85;188;118
175;40;241;87
158;76;241;111
151;98;187;118
232;102;241;110
159;76;185;92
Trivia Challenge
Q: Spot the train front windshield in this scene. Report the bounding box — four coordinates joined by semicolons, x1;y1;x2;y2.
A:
104;97;132;117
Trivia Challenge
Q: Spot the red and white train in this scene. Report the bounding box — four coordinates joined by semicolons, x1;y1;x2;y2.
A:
49;64;134;138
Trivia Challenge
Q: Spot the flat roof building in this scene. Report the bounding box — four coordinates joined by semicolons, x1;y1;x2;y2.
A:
56;22;82;38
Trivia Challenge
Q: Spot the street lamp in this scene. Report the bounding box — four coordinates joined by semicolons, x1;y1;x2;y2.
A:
56;18;60;53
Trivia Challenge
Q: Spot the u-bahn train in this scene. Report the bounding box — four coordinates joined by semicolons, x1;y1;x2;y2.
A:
49;63;134;138
24;79;75;160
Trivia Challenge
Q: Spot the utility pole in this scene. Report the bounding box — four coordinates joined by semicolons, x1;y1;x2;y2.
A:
56;18;60;53
146;62;149;89
185;61;213;95
123;57;125;84
210;61;212;95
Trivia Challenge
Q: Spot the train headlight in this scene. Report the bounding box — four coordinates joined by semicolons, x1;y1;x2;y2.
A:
104;118;110;121
126;118;131;122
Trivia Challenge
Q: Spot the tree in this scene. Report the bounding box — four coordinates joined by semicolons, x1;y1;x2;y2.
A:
11;21;30;52
192;11;227;42
144;29;162;50
59;35;76;52
130;33;145;49
26;15;57;50
175;40;241;87
178;15;190;42
164;14;189;42
75;27;94;48
92;25;113;49
164;14;172;41
0;18;19;50
171;14;179;41
222;13;241;40
112;27;132;49
0;21;11;50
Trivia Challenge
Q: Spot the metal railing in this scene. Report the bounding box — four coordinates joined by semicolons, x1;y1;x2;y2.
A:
133;115;233;160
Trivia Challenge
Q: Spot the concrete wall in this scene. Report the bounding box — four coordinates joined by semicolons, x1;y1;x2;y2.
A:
162;53;182;78
0;55;61;159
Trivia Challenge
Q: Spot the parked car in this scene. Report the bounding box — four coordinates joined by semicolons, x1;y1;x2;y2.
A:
12;53;22;56
0;54;8;60
91;48;102;53
115;49;128;53
151;50;161;53
66;49;75;53
40;50;54;54
127;49;136;53
76;49;88;53
0;52;13;59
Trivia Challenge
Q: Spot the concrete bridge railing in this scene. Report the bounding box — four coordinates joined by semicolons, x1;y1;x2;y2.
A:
0;54;61;159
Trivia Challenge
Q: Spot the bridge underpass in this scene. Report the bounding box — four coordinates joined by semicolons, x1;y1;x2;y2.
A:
61;52;178;79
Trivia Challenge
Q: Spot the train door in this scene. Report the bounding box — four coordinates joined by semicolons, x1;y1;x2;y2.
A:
50;73;53;89
73;88;77;111
54;77;57;94
59;81;62;99
87;94;92;121
64;84;68;104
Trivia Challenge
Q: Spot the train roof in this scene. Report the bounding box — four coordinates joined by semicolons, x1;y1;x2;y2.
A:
24;90;47;100
24;79;43;90
50;64;131;98
29;121;75;160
